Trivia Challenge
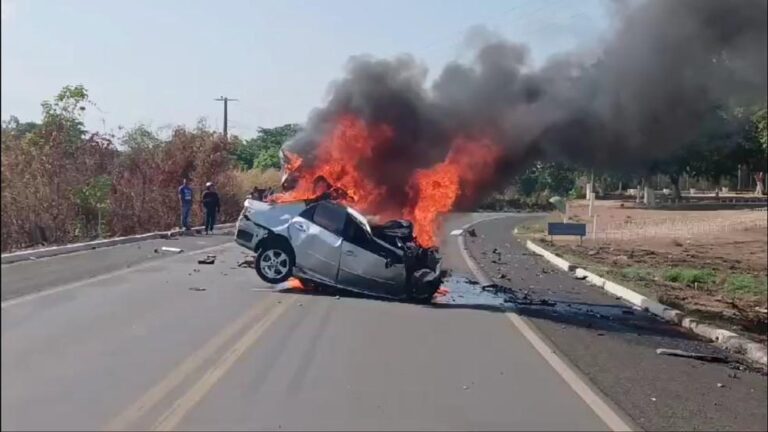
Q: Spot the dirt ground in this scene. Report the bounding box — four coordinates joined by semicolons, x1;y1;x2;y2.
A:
525;199;768;341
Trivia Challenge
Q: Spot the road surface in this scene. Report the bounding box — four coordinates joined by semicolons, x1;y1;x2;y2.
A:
2;213;764;431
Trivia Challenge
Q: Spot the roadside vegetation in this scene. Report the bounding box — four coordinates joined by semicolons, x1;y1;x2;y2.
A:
2;85;765;253
542;240;767;340
1;85;296;252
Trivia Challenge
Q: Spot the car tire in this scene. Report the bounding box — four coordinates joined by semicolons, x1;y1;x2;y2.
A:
411;268;441;303
255;238;295;284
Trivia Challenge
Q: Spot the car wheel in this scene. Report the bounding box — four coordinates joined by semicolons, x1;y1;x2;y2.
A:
411;268;441;303
255;239;294;284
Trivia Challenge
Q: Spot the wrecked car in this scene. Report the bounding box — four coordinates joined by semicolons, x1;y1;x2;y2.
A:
234;198;443;302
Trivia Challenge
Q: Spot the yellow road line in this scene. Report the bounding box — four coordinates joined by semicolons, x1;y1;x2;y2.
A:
152;296;296;431
103;294;283;431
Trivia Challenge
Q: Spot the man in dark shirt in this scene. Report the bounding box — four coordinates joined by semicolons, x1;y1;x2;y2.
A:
201;182;221;234
178;178;193;230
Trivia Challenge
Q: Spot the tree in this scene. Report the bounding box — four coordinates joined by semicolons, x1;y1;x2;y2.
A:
231;124;301;170
1;116;40;140
754;106;767;153
516;162;579;198
650;149;691;201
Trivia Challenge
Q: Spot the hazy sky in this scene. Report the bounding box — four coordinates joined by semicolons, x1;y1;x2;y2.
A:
1;0;611;137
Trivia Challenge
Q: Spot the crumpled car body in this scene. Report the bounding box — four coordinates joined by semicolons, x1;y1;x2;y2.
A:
234;199;443;302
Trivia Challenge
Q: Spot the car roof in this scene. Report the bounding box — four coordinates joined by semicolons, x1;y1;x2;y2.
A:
345;206;372;233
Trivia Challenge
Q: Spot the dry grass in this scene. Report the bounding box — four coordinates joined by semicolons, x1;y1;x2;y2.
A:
1;124;248;252
232;168;281;198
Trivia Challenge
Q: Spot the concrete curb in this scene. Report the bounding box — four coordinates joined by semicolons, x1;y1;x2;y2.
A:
526;240;767;367
1;223;237;265
458;217;640;432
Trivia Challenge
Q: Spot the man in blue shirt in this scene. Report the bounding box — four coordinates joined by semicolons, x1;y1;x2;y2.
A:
178;178;193;230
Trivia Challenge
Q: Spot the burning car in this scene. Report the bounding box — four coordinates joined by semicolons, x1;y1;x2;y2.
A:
234;198;444;302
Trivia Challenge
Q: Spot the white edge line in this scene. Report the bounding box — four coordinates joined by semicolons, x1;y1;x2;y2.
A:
456;214;638;432
1;243;233;309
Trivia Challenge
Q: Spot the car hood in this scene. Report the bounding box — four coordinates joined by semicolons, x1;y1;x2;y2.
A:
243;199;307;230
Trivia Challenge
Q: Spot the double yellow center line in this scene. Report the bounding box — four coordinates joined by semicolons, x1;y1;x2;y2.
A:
104;294;296;431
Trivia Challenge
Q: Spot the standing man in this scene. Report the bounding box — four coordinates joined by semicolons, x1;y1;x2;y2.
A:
178;178;194;231
201;181;221;234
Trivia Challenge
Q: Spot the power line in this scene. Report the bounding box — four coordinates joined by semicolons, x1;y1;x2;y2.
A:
213;96;239;139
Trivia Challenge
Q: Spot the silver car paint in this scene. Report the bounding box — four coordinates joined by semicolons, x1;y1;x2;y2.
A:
288;216;342;284
235;199;306;250
235;199;410;296
338;241;406;297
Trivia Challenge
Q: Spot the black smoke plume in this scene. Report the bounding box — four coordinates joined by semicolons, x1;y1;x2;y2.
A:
284;0;767;206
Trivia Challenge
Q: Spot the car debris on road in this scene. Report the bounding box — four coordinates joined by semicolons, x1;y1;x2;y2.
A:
197;254;216;265
237;256;256;268
156;246;183;254
656;348;728;363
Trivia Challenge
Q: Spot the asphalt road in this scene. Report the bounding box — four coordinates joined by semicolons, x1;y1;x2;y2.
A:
465;217;768;432
1;213;762;431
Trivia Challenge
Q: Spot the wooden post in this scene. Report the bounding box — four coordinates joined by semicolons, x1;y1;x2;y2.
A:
592;214;597;241
564;201;568;223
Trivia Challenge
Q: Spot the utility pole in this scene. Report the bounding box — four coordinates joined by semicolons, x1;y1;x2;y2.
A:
214;96;238;139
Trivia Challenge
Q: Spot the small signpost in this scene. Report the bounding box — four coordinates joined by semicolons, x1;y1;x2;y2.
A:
547;222;587;244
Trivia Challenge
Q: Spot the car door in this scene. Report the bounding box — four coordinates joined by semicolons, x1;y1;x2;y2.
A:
288;202;344;284
337;213;407;297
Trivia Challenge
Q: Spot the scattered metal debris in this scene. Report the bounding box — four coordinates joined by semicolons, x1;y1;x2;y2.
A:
237;256;256;268
466;228;478;237
156;246;183;254
197;255;216;265
656;348;728;363
188;287;207;292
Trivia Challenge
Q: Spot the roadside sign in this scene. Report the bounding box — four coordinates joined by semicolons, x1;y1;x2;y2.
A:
547;222;587;244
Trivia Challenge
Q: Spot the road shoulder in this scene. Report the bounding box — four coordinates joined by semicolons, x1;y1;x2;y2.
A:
464;215;768;432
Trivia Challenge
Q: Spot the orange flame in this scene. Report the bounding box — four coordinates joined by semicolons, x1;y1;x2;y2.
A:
285;277;305;289
406;137;501;246
276;115;501;247
283;150;304;172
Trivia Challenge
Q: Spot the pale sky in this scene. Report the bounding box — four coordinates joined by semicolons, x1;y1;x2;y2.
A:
1;0;612;137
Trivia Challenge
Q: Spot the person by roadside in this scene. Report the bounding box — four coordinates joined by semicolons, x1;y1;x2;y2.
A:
178;178;193;231
201;182;221;234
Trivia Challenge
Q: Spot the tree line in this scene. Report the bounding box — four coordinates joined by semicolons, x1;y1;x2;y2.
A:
1;85;299;252
508;105;767;205
2;85;765;251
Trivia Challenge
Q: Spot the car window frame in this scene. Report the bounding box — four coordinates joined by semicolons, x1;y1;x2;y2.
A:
343;213;372;247
306;202;346;236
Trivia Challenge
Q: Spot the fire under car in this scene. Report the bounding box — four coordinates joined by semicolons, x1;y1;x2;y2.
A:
234;198;444;302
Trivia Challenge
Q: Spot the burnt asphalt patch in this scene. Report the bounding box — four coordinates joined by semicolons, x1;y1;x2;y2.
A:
463;215;768;432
